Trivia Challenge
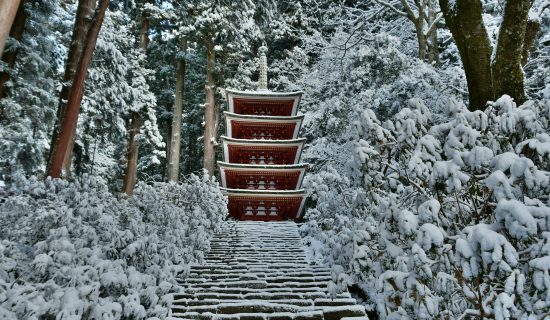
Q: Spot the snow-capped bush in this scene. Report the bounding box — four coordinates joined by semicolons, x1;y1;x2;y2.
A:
300;41;550;318
0;172;226;319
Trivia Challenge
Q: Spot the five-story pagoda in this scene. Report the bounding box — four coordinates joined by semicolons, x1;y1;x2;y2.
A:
218;45;308;221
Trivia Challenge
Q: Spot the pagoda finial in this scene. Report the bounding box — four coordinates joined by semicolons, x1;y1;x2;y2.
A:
258;42;268;91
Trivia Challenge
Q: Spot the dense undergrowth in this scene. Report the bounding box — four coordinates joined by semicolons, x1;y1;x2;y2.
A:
0;172;226;319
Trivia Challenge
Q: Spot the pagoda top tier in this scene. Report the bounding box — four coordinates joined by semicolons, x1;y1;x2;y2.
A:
225;89;304;117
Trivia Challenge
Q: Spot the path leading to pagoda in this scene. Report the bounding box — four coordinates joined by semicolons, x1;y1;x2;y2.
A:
169;221;368;320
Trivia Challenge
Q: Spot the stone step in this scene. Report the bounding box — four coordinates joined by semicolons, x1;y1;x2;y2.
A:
173;292;352;301
172;298;358;308
203;258;309;263
182;286;328;295
170;305;365;320
178;280;329;290
190;265;330;271
169;310;325;320
181;276;332;284
172;299;315;307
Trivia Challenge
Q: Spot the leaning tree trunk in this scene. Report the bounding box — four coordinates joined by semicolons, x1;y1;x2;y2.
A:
0;0;27;101
0;0;21;55
167;39;187;182
48;0;96;178
47;0;109;178
439;0;494;110
203;38;218;176
492;0;531;104
122;7;149;195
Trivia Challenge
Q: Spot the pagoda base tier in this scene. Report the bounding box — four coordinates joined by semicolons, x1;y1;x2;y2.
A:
221;188;306;221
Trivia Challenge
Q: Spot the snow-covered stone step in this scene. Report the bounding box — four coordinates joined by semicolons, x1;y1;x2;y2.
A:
181;286;329;294
172;299;316;307
178;280;329;290
189;266;330;273
172;292;352;301
170;305;365;320
188;270;331;277
172;298;359;308
181;275;332;284
169;310;325;320
172;301;316;314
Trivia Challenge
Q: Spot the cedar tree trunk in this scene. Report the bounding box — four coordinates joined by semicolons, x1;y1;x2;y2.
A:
47;0;109;178
0;0;27;100
0;0;21;55
203;38;218;176
167;39;187;182
122;8;149;195
48;0;96;178
122;111;140;194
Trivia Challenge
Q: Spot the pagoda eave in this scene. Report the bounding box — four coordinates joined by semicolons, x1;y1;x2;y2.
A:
218;161;308;190
222;136;306;165
225;89;303;117
224;112;304;140
221;188;307;221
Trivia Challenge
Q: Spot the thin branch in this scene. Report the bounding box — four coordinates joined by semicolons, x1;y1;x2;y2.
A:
425;12;443;35
373;0;408;17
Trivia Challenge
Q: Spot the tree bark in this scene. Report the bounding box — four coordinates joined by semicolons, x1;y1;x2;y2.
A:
203;38;218;176
415;23;427;62
0;0;21;55
167;39;187;182
47;0;109;178
492;0;531;105
426;0;439;64
521;20;540;66
0;0;27;101
122;111;140;195
121;5;149;195
48;0;97;178
439;0;494;110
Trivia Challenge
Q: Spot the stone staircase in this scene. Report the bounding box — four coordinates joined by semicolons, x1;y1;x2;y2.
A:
169;221;368;320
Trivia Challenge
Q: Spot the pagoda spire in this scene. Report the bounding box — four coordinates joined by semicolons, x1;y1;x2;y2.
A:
258;43;268;91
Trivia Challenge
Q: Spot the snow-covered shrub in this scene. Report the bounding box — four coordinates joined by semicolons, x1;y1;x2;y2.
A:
302;82;550;318
0;172;226;319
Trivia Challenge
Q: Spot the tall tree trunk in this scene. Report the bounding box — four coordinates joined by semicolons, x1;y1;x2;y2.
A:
203;38;217;176
0;0;21;55
48;0;97;178
492;0;531;104
439;0;494;110
122;111;140;194
122;6;149;195
167;39;187;182
47;0;109;178
0;0;27;100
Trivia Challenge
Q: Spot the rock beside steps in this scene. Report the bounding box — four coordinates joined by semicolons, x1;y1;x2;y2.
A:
169;221;368;320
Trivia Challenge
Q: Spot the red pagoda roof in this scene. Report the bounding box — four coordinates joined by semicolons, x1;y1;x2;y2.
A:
221;188;306;221
224;112;304;140
221;136;306;165
225;89;303;117
218;162;308;190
